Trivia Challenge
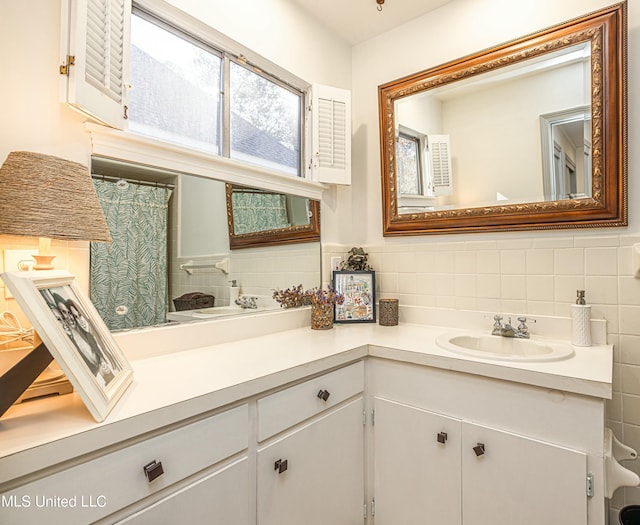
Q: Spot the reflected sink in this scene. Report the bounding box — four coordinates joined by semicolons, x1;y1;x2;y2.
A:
191;306;256;318
436;332;574;362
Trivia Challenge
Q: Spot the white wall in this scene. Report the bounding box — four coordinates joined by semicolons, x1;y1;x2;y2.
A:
350;0;639;244
0;0;351;310
349;0;640;516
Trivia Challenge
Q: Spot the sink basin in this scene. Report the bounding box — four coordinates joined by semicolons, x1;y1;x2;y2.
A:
436;332;574;362
191;306;252;317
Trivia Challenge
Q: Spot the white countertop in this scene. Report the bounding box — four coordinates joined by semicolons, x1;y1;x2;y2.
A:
0;309;613;486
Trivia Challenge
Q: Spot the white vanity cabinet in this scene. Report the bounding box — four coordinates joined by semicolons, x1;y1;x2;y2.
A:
369;358;605;525
0;404;250;525
113;457;250;524
256;362;365;525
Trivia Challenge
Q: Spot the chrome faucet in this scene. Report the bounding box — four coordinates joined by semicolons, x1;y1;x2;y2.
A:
492;315;532;339
235;295;259;309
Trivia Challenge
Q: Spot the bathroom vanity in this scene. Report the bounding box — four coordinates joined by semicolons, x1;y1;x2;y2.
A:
0;308;613;524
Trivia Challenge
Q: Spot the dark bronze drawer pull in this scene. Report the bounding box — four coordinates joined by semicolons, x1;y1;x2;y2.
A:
274;459;288;474
143;460;164;482
317;389;330;402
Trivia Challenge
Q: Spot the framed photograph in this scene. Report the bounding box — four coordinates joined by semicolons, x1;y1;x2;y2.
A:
332;270;376;323
1;270;133;422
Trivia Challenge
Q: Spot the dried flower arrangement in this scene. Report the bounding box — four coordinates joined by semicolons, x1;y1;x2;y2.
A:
272;284;345;309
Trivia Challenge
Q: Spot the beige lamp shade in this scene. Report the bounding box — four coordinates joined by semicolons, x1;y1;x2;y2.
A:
0;151;112;242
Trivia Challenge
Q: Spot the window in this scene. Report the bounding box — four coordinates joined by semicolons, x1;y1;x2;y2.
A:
129;10;303;176
61;0;350;185
229;61;301;176
129;13;223;154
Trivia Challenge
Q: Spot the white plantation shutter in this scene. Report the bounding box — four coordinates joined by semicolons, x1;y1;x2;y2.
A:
60;0;130;128
428;134;453;196
311;85;351;184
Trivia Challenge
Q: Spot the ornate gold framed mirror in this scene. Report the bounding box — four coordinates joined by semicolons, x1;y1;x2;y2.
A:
226;183;320;249
379;2;626;235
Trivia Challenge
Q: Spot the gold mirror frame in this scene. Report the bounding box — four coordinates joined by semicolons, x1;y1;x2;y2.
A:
226;183;321;249
379;2;626;235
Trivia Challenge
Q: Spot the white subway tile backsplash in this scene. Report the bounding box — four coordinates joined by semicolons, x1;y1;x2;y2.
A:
454;274;477;297
524;301;556;316
586;276;619;304
574;236;621;248
554;248;585;275
585;247;618;275
532;237;574;249
620;335;640;365
622;364;640;396
620;306;640;336
477;274;501;299
500;250;526;274
500;274;526;299
618;245;634;276
554;275;586;305
526;248;554;274
476;250;500;274
454;251;477;274
619;276;640;306
526;275;554;301
432;251;456;273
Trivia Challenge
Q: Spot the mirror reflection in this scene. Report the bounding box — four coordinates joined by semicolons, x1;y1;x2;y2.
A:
379;3;626;235
394;42;592;213
90;157;320;330
227;184;320;249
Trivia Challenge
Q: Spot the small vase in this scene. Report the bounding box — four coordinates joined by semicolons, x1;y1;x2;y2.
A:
311;303;334;330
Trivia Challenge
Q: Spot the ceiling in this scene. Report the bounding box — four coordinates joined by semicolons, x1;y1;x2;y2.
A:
290;0;454;45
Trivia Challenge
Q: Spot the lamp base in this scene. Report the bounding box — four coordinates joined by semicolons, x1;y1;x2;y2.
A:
32;255;55;270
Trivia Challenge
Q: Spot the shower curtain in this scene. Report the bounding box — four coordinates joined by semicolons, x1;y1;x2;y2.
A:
91;179;172;330
231;190;290;234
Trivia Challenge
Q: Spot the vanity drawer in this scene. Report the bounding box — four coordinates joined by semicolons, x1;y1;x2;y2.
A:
0;404;248;525
257;361;364;441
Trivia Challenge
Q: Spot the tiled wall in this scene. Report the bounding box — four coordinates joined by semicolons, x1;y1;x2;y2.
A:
170;243;321;309
326;234;640;515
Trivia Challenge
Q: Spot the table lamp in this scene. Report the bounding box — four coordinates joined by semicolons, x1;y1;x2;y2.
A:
0;151;112;416
0;151;112;269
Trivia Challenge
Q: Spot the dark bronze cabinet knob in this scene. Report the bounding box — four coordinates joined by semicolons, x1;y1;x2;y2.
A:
437;432;448;444
473;443;485;456
274;459;288;474
317;389;330;402
143;460;164;482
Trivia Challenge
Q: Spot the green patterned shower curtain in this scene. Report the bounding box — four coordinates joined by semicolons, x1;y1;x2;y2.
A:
231;190;290;233
90;179;172;330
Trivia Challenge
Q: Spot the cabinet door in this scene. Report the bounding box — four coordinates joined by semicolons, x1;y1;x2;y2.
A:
373;397;462;524
116;457;249;524
462;422;587;525
257;398;364;525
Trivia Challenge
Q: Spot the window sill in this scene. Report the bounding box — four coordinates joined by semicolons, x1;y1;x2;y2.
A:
86;123;327;201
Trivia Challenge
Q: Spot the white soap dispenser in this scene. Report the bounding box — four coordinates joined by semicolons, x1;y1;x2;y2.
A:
229;280;240;307
571;290;591;347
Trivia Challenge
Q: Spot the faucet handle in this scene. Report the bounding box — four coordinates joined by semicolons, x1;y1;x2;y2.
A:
492;315;503;335
517;316;536;328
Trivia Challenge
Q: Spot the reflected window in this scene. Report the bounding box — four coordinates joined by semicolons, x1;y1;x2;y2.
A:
396;131;422;195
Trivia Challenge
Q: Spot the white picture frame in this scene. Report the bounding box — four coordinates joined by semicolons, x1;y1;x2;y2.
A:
1;270;133;422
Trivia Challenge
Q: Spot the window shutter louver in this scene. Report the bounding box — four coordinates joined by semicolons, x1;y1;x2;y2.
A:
428;135;453;196
311;85;351;184
61;0;130;128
